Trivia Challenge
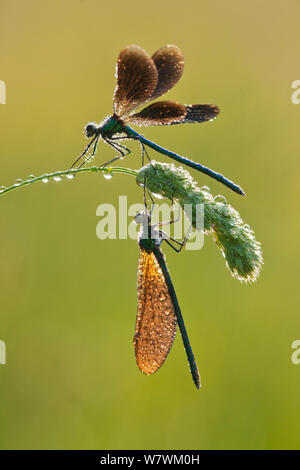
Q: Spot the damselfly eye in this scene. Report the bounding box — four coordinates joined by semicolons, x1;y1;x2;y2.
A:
84;122;97;138
135;211;148;225
134;211;144;224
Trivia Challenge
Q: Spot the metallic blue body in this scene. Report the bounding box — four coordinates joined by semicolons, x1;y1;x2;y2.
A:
124;125;244;195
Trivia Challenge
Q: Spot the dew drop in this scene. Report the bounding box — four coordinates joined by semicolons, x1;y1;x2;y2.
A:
214;195;227;204
42;178;49;183
66;174;74;180
103;172;113;180
152;192;164;200
53;176;62;182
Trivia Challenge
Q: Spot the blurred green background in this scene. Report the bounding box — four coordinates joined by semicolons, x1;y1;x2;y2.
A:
1;0;300;450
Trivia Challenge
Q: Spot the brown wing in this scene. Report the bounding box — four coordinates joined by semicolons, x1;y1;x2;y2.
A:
134;249;177;375
149;45;184;101
113;45;158;117
127;102;219;126
127;101;187;126
176;104;220;124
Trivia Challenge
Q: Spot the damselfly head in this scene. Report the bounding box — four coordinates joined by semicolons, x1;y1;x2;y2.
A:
84;122;98;138
134;211;149;226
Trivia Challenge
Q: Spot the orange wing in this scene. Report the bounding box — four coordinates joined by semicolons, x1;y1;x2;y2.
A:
134;249;177;375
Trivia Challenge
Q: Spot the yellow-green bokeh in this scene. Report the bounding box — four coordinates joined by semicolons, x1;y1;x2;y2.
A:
1;0;300;450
